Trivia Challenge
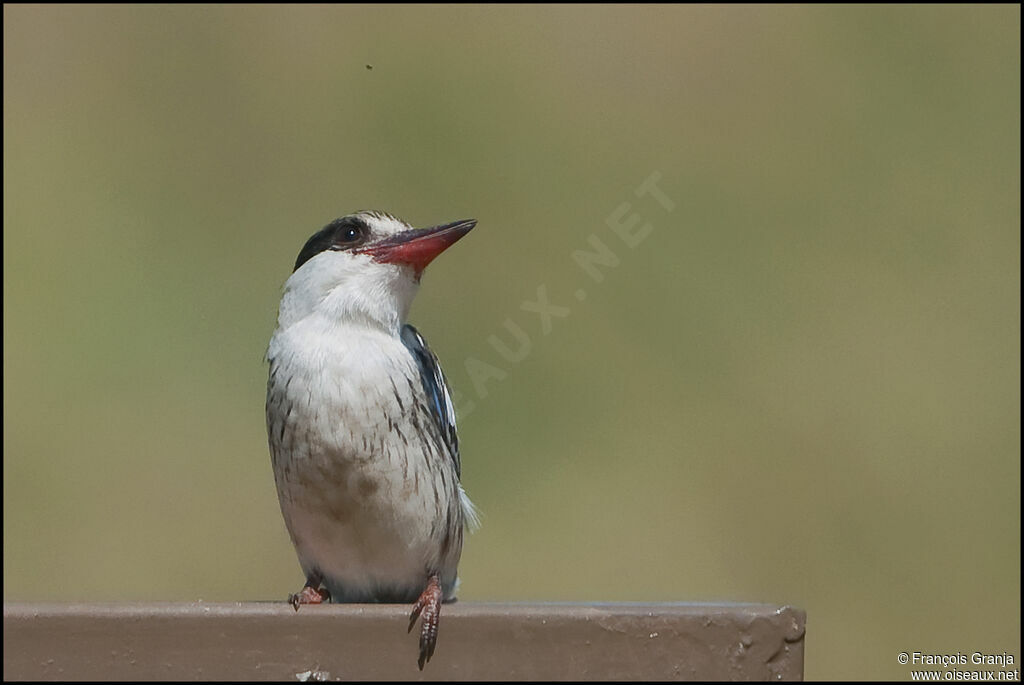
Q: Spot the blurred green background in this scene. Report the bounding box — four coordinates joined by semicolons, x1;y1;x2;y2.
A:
3;5;1019;679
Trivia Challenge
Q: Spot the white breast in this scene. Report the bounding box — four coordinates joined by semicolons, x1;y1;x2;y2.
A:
266;315;462;601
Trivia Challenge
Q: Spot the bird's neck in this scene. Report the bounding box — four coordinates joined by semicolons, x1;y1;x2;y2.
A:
277;280;416;338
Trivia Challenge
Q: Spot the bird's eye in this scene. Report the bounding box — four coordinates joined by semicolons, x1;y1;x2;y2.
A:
334;222;366;246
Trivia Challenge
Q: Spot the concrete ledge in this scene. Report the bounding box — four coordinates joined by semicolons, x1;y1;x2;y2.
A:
3;602;805;681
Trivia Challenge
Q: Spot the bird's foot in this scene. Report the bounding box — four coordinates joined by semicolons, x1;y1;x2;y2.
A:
288;584;330;611
408;574;443;670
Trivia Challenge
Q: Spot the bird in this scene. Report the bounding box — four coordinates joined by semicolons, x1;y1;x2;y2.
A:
265;210;478;670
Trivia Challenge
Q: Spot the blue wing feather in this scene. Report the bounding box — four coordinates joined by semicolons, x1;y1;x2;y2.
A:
400;324;461;478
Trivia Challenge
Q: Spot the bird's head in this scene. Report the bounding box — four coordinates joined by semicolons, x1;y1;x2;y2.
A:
277;210;475;334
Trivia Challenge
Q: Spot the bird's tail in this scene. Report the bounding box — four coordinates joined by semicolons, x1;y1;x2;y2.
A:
459;485;481;532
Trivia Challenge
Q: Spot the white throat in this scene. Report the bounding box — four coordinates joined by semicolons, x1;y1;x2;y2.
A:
276;251;421;336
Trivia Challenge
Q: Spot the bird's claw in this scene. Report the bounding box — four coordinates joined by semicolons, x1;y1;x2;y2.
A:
408;575;442;670
288;585;330;611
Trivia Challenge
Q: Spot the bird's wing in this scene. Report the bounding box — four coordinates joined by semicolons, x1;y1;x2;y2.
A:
400;324;461;478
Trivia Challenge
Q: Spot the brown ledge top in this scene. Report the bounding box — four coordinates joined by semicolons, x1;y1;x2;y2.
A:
4;602;806;681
